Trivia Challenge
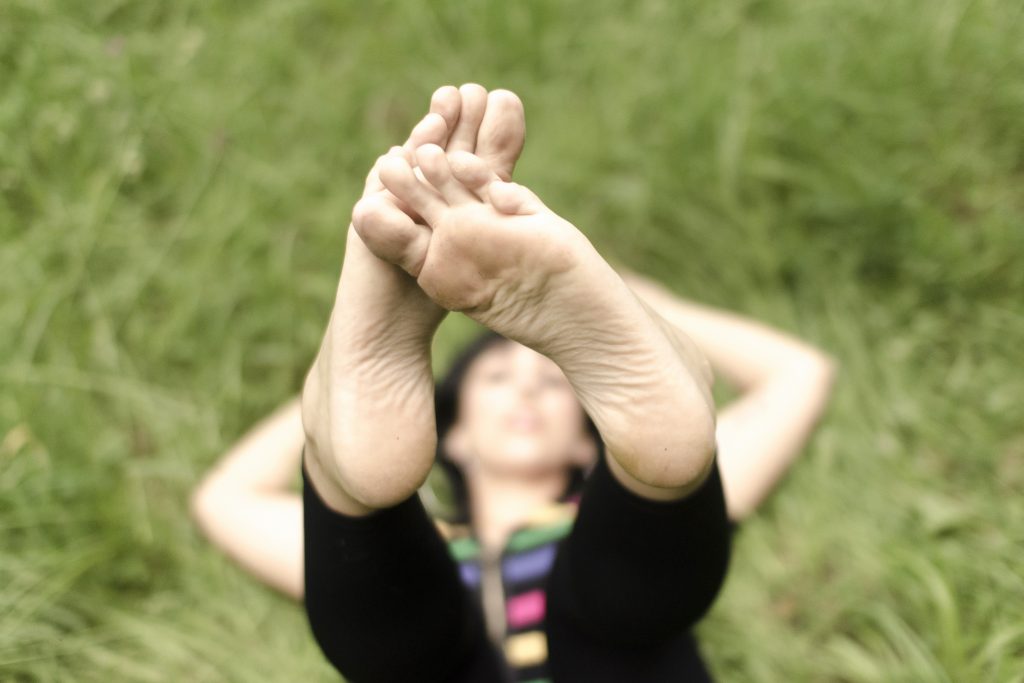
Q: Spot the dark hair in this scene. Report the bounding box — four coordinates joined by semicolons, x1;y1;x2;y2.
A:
433;329;604;524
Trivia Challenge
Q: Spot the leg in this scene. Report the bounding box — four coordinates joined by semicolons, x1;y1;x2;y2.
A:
300;85;528;680
544;448;732;682
352;96;729;677
302;84;527;517
302;450;512;683
369;147;718;503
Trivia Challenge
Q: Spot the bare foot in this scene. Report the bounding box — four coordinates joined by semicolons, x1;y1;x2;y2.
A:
352;84;524;277
302;85;528;513
369;148;717;497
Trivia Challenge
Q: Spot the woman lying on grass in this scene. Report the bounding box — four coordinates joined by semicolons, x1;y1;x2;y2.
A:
191;84;838;683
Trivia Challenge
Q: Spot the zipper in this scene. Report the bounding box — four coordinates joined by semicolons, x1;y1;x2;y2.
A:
479;546;507;647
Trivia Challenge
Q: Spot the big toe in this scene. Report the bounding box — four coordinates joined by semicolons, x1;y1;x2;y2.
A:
352;194;432;277
476;89;525;181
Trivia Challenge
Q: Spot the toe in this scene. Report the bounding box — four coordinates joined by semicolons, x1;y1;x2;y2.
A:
487;180;544;216
364;146;417;195
378;154;447;225
351;195;432;276
476;89;525;181
416;144;476;205
429;85;461;139
448;150;502;200
364;148;424;221
447;83;488;153
403;113;449;156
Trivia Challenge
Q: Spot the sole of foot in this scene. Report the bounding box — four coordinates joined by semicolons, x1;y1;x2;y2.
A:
303;85;531;513
364;146;716;496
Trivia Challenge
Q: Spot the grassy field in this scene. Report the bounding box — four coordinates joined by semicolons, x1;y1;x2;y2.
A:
2;0;1023;680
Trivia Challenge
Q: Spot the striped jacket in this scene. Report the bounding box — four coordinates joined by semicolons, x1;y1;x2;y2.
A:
434;491;583;683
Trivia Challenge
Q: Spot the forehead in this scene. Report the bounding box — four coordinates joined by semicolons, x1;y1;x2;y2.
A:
472;341;559;370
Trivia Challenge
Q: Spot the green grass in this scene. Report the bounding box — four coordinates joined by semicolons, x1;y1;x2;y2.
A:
2;0;1023;680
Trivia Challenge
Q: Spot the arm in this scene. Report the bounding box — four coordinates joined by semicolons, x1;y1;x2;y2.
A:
616;267;839;522
190;397;306;600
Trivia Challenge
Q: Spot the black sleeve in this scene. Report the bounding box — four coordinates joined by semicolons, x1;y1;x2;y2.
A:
544;448;732;676
301;450;509;683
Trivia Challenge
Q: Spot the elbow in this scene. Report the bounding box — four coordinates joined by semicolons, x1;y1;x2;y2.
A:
188;484;209;529
812;352;840;396
813;349;839;376
725;493;756;525
189;478;221;532
789;351;840;427
795;350;840;394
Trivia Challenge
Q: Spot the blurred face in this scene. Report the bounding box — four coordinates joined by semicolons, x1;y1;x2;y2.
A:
443;341;597;478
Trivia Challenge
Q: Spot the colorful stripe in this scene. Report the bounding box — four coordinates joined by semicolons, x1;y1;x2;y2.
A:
502;544;557;583
506;518;574;552
522;500;578;527
506;589;546;629
448;536;480;562
504;630;548;667
458;561;480;588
